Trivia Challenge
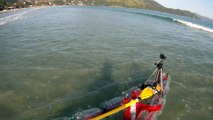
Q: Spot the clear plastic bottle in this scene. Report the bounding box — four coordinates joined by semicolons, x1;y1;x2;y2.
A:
101;96;124;110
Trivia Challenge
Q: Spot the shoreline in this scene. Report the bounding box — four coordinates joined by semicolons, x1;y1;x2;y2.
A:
0;6;49;14
0;8;27;13
1;5;212;22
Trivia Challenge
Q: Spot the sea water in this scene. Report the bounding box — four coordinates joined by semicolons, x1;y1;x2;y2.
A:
0;6;213;120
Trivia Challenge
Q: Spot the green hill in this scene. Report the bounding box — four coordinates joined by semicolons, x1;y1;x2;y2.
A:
1;0;199;18
93;0;198;18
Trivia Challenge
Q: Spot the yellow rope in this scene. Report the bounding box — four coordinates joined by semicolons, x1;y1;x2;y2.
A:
91;99;139;120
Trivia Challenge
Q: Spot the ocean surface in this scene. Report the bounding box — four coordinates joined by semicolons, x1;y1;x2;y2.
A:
0;6;213;120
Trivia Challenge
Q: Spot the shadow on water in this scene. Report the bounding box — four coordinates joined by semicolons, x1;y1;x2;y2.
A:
51;61;150;119
89;60;114;91
129;63;144;81
51;61;120;119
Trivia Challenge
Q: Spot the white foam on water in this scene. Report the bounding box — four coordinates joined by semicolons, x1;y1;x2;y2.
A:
173;19;213;34
0;13;23;25
0;8;41;26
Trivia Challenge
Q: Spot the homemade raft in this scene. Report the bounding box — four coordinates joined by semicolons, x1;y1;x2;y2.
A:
72;54;170;120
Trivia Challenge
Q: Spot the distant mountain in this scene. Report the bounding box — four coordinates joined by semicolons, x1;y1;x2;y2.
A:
194;13;213;22
93;0;198;18
59;0;200;18
2;0;199;19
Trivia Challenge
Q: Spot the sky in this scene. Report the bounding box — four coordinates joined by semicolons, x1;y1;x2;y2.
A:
155;0;213;19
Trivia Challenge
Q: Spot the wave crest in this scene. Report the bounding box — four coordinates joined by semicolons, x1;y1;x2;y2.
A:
117;9;213;34
173;19;213;33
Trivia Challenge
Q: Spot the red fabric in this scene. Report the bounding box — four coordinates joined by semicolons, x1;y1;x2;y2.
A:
123;90;140;105
123;78;164;120
122;97;130;104
123;102;162;120
85;116;93;120
163;73;169;80
131;90;140;99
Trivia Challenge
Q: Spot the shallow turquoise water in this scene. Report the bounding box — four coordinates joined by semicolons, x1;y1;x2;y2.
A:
0;6;213;120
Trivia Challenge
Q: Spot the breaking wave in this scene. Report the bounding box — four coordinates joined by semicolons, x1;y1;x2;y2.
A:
172;19;213;33
130;11;213;34
0;13;24;25
0;8;41;26
116;8;213;34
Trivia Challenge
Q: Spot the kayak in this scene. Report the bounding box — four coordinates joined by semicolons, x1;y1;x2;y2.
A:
72;54;170;120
